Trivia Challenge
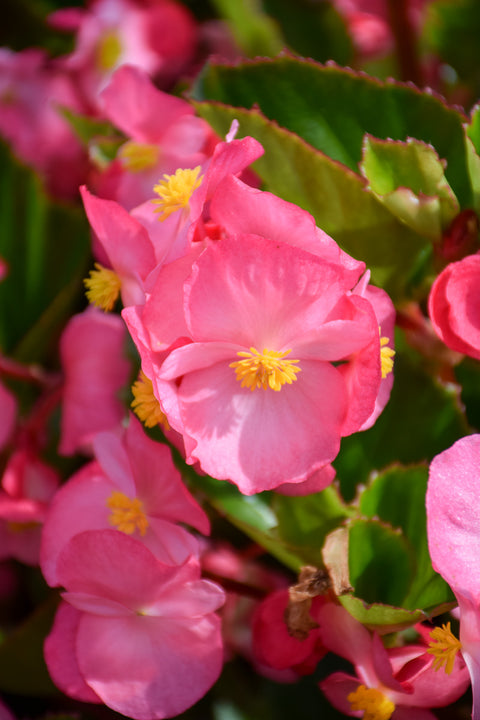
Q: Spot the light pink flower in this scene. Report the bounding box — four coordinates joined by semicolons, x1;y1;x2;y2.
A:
41;415;209;584
426;434;480;719
44;529;225;719
59;308;130;455
428;253;480;361
129;232;382;494
0;449;60;565
318;602;470;719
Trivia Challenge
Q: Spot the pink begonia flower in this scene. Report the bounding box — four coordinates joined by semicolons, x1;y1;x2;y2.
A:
95;65;215;210
44;529;225;719
41;415;209;585
426;434;480;719
0;48;88;200
49;0;197;107
59;308;130;455
428;253;480;361
210;176;396;434
0;449;60;565
0;381;16;452
127;232;383;495
317;602;470;719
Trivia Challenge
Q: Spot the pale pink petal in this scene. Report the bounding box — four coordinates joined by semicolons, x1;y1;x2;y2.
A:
427;435;480;603
76;613;223;719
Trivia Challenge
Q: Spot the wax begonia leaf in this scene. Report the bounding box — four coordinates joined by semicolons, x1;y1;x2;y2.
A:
209;0;284;57
358;465;455;613
339;595;423;633
334;351;468;498
0;146;90;358
272;486;352;568
348;518;413;608
261;0;353;65
194;102;430;300
192;56;472;207
361;136;459;240
0;594;59;695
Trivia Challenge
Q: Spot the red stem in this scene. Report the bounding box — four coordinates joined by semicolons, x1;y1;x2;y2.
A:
386;0;423;86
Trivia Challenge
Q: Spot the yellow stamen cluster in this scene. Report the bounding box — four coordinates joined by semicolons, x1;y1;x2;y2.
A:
107;491;149;536
230;347;301;392
119;142;160;173
96;30;122;71
380;335;395;379
428;622;462;675
152;166;203;221
84;263;121;312
131;371;170;430
347;685;395;720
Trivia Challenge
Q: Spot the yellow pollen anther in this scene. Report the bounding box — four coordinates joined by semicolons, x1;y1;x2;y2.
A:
152;166;203;221
347;685;395;720
107;491;149;536
230;347;301;392
380;334;395;379
119;142;160;173
84;263;121;312
428;622;462;675
96;30;122;71
131;371;170;430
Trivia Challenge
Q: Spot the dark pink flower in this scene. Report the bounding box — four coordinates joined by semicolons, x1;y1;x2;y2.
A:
44;529;225;719
428;253;480;361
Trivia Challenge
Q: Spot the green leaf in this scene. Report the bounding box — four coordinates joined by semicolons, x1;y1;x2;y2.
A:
209;0;284;57
0;594;59;696
59;106;120;148
193;474;302;572
262;0;353;65
361;136;459;240
192;56;472;207
358;465;454;612
194;102;430;300
273;486;352;567
348;518;413;607
334;349;468;499
339;594;423;633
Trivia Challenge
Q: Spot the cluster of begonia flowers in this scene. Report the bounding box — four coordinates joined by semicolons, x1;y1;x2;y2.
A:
2;1;480;719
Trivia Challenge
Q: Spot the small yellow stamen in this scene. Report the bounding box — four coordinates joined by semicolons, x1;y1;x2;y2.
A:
428;622;462;675
119;142;160;173
152;166;203;221
230;347;301;392
96;30;122;71
107;491;149;536
84;263;121;312
347;685;395;720
131;371;170;430
380;335;395;379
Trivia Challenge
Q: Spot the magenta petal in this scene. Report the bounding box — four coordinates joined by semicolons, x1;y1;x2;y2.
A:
319;672;363;716
44;601;100;703
76;613;223;719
